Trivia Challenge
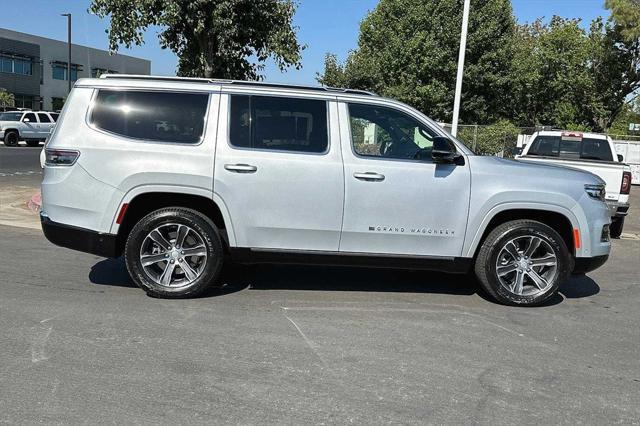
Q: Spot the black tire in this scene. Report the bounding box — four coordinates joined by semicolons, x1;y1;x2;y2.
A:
609;217;624;239
125;207;224;298
3;130;19;147
474;220;572;306
25;140;40;147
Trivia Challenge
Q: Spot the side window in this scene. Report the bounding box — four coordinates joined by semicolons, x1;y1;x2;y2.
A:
50;113;59;122
229;95;328;153
91;90;209;144
526;136;559;157
348;103;436;161
37;113;52;123
23;112;37;123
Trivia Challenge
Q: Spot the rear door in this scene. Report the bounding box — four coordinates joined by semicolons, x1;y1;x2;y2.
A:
36;113;54;138
338;101;471;257
214;92;344;251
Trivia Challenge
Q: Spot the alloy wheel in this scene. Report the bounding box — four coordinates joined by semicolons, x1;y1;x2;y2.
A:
495;235;558;297
139;223;208;288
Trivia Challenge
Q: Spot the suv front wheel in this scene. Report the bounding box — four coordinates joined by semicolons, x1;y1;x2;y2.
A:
3;130;19;147
474;220;572;306
125;207;224;298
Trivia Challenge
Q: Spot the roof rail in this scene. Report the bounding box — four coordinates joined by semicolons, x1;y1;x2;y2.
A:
99;74;376;96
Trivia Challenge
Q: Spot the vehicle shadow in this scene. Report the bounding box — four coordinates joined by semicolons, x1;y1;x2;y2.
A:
89;257;135;288
89;257;477;296
234;264;477;296
559;275;601;299
88;258;600;305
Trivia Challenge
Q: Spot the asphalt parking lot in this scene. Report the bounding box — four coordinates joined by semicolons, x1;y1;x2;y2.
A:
1;145;639;424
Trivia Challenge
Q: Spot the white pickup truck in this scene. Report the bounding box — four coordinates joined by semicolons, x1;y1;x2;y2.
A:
517;131;632;237
0;110;59;147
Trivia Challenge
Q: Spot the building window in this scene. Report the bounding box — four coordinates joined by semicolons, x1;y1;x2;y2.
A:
51;97;65;111
52;62;81;81
0;55;33;75
14;94;36;109
91;68;118;78
52;64;65;80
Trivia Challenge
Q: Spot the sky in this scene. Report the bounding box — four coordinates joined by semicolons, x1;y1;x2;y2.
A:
0;0;609;85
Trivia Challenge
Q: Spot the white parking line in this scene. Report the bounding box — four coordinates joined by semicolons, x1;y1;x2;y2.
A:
0;170;41;177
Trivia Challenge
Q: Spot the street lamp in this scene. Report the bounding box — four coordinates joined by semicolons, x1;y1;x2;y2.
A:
61;13;72;95
451;0;470;137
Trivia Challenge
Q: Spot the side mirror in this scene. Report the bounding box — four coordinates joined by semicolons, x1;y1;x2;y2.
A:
617;154;624;162
432;136;463;164
23;118;30;123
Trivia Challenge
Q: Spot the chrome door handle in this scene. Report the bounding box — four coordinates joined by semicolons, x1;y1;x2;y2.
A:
224;163;257;173
353;172;385;182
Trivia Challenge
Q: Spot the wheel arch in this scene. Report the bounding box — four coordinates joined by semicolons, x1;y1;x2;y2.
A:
111;188;235;256
465;205;578;259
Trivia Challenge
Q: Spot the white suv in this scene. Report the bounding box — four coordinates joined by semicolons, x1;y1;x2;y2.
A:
0;110;59;146
41;75;612;306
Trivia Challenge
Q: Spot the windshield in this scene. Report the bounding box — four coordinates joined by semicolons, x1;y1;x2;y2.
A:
526;135;613;161
0;112;22;121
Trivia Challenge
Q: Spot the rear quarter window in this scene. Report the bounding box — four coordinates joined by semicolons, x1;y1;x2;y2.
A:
91;90;209;144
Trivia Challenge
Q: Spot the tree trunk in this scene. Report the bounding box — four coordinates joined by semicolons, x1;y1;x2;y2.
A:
198;33;216;78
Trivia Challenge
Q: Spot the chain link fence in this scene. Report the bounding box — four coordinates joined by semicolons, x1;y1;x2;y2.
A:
439;123;640;158
440;123;536;158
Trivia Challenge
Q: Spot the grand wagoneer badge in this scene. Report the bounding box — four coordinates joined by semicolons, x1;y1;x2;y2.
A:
368;226;456;236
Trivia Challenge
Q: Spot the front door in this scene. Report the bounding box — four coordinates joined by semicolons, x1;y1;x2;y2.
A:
21;112;38;138
214;93;344;251
338;101;471;257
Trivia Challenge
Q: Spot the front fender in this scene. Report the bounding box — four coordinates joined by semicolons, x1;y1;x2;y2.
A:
463;201;584;258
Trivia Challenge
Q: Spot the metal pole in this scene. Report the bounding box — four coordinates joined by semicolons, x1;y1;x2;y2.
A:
451;0;470;137
473;124;478;151
61;14;71;95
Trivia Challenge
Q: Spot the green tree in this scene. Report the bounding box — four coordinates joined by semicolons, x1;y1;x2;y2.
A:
509;17;595;129
587;17;640;130
609;97;640;135
0;89;14;107
606;0;640;42
317;0;516;124
321;2;640;133
493;14;639;131
89;0;304;79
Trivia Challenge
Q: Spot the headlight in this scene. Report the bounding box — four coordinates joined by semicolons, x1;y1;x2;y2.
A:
584;183;605;201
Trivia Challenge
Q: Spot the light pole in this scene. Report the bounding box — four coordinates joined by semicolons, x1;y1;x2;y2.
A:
451;0;470;137
61;13;71;95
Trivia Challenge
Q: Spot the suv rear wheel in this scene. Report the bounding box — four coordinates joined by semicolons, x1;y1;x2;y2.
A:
125;207;224;298
3;130;19;147
474;220;572;306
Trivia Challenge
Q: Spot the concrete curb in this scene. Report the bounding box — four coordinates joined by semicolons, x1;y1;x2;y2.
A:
27;191;41;213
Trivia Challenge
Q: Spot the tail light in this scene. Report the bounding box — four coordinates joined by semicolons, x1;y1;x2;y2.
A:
621;171;631;195
45;149;80;166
